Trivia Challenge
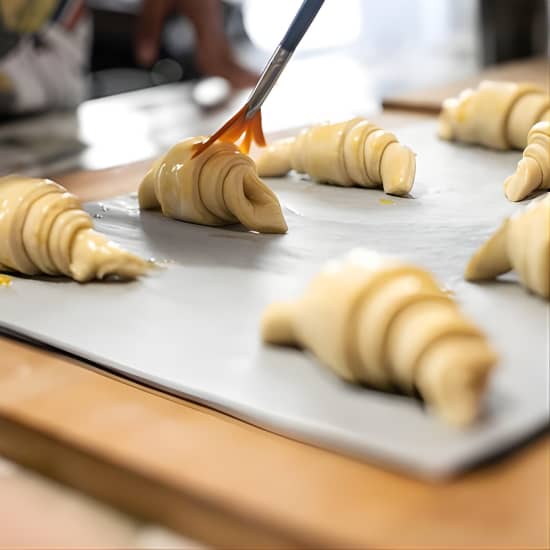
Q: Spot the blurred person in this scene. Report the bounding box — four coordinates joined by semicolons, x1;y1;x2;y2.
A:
0;0;257;116
0;0;90;114
136;0;257;89
1;0;544;117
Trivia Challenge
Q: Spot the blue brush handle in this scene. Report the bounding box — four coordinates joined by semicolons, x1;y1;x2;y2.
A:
244;0;324;118
280;0;325;52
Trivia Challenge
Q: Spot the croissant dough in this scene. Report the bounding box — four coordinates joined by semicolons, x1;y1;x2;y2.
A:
504;121;550;202
465;195;550;299
139;138;287;234
439;80;550;150
262;250;497;426
255;117;416;196
0;175;148;282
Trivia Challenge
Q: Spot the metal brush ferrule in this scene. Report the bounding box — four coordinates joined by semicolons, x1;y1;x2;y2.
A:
245;46;292;119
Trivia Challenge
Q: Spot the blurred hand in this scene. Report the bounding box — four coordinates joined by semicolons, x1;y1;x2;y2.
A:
136;0;258;89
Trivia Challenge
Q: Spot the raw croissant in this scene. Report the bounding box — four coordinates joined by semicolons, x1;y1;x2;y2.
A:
465;195;550;299
262;250;497;426
255;117;416;196
438;80;550;150
0;175;148;282
504;121;550;202
139;138;287;234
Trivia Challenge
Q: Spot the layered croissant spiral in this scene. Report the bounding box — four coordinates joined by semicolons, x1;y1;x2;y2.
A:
0;175;148;282
466;195;550;299
504;121;550;202
438;80;550;150
262;250;497;426
139;138;287;234
256;117;416;196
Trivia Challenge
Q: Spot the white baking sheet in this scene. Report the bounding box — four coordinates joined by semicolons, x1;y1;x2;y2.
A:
1;121;548;477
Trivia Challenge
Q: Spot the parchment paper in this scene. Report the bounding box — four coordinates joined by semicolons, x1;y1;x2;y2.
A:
1;122;548;477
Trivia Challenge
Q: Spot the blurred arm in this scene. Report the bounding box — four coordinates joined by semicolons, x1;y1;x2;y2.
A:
136;0;257;88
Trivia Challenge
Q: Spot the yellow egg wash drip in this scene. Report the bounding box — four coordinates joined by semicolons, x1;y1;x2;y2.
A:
0;274;12;287
379;198;395;205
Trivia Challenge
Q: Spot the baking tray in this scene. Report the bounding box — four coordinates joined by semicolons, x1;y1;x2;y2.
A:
1;121;548;477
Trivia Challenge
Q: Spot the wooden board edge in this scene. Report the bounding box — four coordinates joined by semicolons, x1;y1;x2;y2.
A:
381;100;442;114
0;410;337;549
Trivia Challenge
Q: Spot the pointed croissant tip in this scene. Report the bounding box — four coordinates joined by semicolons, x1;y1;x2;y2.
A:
504;156;543;202
71;253;149;283
138;158;164;210
382;144;417;196
250;218;288;234
437;115;453;141
272;218;289;234
456;350;499;427
255;139;294;178
434;356;497;428
437;96;460;141
503;175;523;202
464;266;488;282
70;230;149;282
464;219;512;281
261;301;297;346
268;204;289;234
465;245;493;281
230;193;288;234
96;255;150;281
417;336;498;427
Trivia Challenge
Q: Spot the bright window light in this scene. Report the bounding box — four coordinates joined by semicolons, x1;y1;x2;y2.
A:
243;0;362;52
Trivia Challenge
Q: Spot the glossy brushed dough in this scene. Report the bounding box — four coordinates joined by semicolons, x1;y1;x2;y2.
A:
439;80;550;150
262;250;497;427
256;117;416;196
466;195;550;300
139;138;287;234
0;175;148;282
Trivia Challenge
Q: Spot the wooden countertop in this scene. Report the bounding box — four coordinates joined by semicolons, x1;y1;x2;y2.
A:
0;111;548;548
383;56;549;113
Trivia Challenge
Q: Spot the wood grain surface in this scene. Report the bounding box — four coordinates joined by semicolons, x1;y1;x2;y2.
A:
382;56;549;113
1;337;548;549
1;111;549;548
